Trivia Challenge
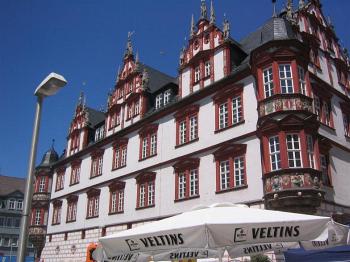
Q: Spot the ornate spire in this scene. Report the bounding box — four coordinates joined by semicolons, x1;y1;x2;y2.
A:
78;91;85;107
286;0;293;19
51;139;55;149
200;0;208;19
223;14;230;40
272;0;277;18
210;0;215;24
299;0;305;9
190;14;195;37
124;31;134;58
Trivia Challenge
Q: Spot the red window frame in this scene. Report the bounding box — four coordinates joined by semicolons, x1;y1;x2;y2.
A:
173;158;200;201
90;149;104;178
340;103;350;137
66;195;78;223
35;172;49;193
135;172;156;209
30;207;45;226
319;142;332;187
70;130;80;152
86;188;101;219
108;105;121;130
70;159;82;186
55;167;66;192
112;138;128;170
125;94;141;121
138;124;158;160
312;86;334;128
213;143;247;193
51;200;62;225
175;104;199;147
213;84;244;132
108;181;125;214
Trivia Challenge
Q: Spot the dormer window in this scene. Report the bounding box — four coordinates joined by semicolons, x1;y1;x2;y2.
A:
164;90;171;105
155;94;163;109
194;66;201;82
94;126;105;142
205;61;211;77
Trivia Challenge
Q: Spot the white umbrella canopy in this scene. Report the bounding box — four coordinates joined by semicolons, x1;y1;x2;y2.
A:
97;203;339;260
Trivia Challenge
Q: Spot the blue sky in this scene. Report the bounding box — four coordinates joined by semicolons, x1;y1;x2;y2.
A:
0;0;349;178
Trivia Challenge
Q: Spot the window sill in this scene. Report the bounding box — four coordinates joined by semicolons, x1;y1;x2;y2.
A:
136;204;155;210
51;223;60;226
139;154;157;162
66;220;76;224
86;215;99;220
90;174;103;179
55;188;64;192
108;211;124;215
69;182;79;186
174;195;200;203
175;137;199;149
112;165;126;171
214;120;245;134
319;122;335;131
216;185;248;194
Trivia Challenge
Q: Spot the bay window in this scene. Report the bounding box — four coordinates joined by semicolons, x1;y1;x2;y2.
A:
279;64;293;94
269;136;281;171
263;67;274;98
286;134;302;168
298;66;307;95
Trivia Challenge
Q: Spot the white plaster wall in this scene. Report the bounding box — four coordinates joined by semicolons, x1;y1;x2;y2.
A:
204;78;211;87
203;41;210;51
193;83;200;93
214;49;224;81
48;76;259;234
181;68;191;98
314;51;331;84
298;17;306;32
193;47;200;57
214;35;219;47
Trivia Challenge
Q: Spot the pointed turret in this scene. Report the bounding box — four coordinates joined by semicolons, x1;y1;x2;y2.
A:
200;0;208;19
124;31;134;59
190;14;195;37
210;0;215;24
272;0;277;18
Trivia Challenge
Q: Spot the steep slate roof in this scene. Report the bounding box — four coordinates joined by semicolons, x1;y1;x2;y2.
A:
139;63;177;93
240;17;297;53
37;147;59;168
85;107;106;128
0;175;25;196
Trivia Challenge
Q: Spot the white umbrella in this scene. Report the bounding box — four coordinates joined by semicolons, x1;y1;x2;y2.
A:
96;203;345;261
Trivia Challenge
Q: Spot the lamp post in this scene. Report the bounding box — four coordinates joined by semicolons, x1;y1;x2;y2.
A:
17;73;67;262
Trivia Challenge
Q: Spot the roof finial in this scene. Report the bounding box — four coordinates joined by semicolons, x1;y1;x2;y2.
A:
223;14;230;40
115;65;121;83
190;14;195;37
51;139;55;149
299;0;305;9
78;91;84;106
286;0;293;19
135;51;139;64
124;31;134;58
210;0;215;24
200;0;208;19
272;0;277;18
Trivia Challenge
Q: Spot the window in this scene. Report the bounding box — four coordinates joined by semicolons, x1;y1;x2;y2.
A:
298;66;307;95
6;217;12;227
175;105;199;146
343;112;350;137
15;200;22;210
279;64;293;94
194;66;200;82
205;61;211;77
109;108;121;129
174;158;200;200
109;181;125;214
113;139;128;170
70;131;80;151
286;134;302;168
214;144;247;192
34;209;41;226
269;136;281;171
55;168;65;191
14;218;20;228
139;124;158;160
129;81;134;93
214;85;244;131
155;94;163;109
70;161;81;185
66;196;78;222
52;201;62;225
263;67;274;98
37;176;46;192
94;126;105;142
164;89;172;105
320;154;331;186
136;172;156;209
86;189;100;218
313;93;333;127
8;199;15;210
90;150;104;178
306;135;315;169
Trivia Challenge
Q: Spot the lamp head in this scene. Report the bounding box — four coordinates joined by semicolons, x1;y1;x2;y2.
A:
34;72;67;97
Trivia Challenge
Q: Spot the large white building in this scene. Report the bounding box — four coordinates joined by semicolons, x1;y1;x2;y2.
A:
33;0;350;261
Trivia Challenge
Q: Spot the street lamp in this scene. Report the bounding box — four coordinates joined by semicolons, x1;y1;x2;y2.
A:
17;73;67;262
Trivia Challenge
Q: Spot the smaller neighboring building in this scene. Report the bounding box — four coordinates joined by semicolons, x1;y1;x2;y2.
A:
0;175;34;257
